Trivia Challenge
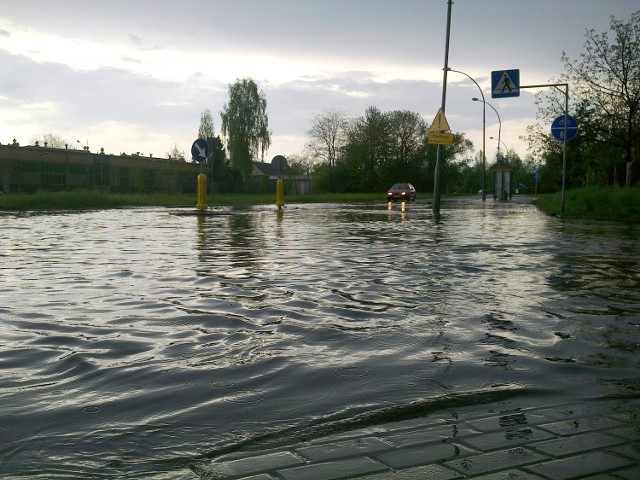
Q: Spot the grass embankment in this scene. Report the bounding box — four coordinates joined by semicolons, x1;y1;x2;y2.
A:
537;186;640;222
0;190;383;211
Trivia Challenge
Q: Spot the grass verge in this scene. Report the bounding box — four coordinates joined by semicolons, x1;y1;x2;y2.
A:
537;186;640;222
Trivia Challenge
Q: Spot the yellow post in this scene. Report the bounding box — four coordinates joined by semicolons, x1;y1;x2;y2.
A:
197;173;207;210
276;178;284;209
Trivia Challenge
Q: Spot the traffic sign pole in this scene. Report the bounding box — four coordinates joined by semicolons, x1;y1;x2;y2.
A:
432;0;453;218
520;82;570;215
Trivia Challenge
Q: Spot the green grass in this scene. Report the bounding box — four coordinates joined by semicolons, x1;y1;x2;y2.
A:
0;190;386;211
537;186;640;222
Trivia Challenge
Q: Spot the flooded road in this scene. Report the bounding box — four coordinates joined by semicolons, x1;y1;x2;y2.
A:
1;198;639;478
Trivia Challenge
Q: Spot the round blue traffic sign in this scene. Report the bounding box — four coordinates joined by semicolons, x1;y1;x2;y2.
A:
191;139;209;162
551;115;579;142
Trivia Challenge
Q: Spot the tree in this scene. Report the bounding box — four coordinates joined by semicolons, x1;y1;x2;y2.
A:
307;108;348;167
388;111;426;163
198;108;227;183
220;78;271;186
29;133;71;148
198;109;215;142
344;106;392;190
561;11;640;186
166;143;186;161
544;11;640;188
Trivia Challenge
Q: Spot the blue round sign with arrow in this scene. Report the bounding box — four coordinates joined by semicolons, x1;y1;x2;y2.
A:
191;139;209;163
551;115;579;142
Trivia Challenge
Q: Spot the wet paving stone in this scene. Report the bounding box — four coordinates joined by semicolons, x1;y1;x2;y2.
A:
372;440;474;469
525;451;635;479
355;463;461;479
609;425;640;441
614;465;640;480
444;447;549;476
531;431;625;456
470;470;546;480
460;426;554;451
196;451;304;478
294;437;391;462
609;442;640;461
278;456;386;480
382;424;469;448
536;416;625;436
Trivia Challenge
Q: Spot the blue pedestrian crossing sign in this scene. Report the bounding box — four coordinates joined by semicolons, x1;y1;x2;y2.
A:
492;69;520;98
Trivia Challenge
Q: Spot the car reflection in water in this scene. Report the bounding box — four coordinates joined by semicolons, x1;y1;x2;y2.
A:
386;182;416;202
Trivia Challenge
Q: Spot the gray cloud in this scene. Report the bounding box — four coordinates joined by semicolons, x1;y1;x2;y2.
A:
2;0;638;158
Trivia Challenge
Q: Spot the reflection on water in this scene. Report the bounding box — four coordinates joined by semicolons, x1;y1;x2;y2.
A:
0;199;639;478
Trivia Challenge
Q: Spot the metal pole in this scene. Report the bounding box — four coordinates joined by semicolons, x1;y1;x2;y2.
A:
432;0;453;217
491;137;509;156
561;84;568;215
490;103;502;158
520;82;569;214
481;98;486;201
448;69;486;202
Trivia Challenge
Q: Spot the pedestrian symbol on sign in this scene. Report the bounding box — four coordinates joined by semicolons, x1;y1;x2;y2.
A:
491;69;520;98
496;73;513;93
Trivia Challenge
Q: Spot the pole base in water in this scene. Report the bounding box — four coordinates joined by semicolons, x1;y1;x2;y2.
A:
197;173;207;210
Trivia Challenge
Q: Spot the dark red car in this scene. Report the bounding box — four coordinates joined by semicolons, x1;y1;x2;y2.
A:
386;183;416;202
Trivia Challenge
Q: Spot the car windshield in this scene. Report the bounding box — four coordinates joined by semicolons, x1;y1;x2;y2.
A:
390;183;409;190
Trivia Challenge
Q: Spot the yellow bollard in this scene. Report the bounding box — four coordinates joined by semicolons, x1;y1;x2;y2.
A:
197;173;207;210
276;178;284;209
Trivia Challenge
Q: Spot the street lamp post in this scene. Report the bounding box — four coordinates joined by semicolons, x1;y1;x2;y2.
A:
473;98;501;160
447;68;486;201
490;137;509;161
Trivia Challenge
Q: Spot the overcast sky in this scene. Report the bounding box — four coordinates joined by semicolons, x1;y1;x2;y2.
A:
1;0;638;163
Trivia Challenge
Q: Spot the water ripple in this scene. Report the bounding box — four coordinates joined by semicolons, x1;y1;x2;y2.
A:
1;201;639;477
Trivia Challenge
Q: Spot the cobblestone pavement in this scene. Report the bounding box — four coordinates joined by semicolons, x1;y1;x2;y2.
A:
192;397;640;480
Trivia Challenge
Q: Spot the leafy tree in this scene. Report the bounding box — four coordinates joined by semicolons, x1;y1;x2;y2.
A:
197;108;230;187
431;132;475;193
307;108;348;167
198;109;215;141
310;104;476;194
531;11;640;187
562;11;640;185
29;133;71;148
388;110;427;167
166;143;186;161
341;106;392;190
220;78;271;186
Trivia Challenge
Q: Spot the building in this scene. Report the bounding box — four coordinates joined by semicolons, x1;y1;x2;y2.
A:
1;143;313;195
251;155;312;194
0;142;203;194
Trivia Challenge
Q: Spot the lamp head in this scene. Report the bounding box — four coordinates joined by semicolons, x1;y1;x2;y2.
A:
472;97;479;102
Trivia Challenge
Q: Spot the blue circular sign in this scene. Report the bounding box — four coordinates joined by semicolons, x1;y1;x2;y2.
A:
551;115;579;142
191;139;209;163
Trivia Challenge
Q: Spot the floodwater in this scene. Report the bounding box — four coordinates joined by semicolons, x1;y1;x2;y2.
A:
1;198;639;478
